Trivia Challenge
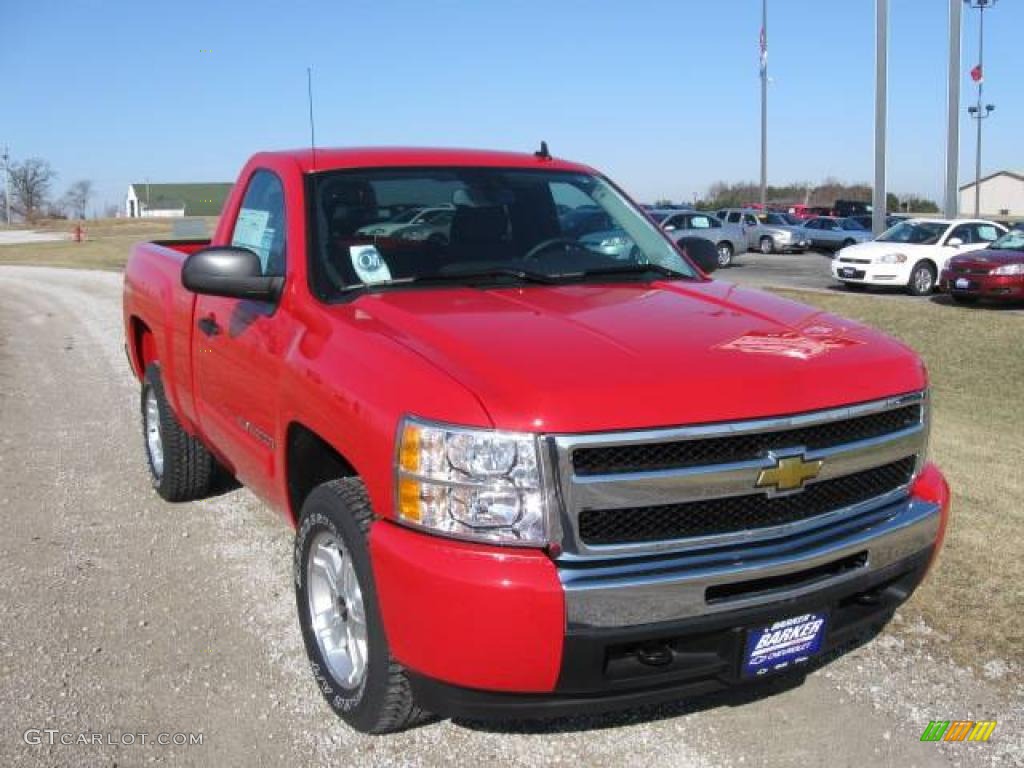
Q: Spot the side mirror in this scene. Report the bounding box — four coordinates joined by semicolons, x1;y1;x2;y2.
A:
947;237;963;248
182;247;283;301
664;225;677;232
677;236;718;274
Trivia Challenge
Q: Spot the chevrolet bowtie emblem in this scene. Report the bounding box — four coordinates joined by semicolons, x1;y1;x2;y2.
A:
756;454;824;493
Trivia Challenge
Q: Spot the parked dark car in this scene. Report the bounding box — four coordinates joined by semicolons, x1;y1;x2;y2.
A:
834;200;872;218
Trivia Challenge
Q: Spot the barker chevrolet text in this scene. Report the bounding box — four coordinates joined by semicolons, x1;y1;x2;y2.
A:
122;147;950;733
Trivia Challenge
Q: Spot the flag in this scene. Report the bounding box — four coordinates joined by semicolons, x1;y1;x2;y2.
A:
970;64;983;83
759;25;767;73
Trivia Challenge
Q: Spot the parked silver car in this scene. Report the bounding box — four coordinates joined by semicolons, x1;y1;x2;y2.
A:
800;216;873;252
653;210;745;267
716;209;810;254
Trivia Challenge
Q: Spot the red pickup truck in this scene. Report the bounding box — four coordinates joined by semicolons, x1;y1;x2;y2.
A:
123;147;950;733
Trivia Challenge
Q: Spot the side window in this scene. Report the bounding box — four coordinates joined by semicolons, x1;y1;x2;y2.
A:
744;214;758;226
690;215;712;229
664;215;685;230
948;224;972;244
708;216;722;229
231;170;287;276
805;219;819;230
727;212;741;224
975;224;999;242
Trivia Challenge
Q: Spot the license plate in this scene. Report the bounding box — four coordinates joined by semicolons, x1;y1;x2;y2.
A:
840;267;857;278
743;612;828;678
955;277;970;290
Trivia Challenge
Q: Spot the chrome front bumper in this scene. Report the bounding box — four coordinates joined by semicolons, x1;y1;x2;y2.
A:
558;493;940;629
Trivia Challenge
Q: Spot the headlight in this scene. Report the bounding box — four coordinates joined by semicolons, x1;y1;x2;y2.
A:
599;236;631;248
991;263;1024;276
877;253;907;264
395;418;548;546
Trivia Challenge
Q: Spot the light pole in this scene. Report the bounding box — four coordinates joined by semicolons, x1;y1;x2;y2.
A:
759;0;768;211
943;0;961;219
1;145;10;225
964;0;996;218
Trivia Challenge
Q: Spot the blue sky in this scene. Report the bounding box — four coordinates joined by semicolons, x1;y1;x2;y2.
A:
2;1;1019;213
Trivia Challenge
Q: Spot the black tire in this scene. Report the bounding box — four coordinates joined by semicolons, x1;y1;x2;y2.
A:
716;241;734;267
141;363;216;502
842;282;867;292
759;236;775;255
951;293;979;305
907;261;937;296
294;478;426;734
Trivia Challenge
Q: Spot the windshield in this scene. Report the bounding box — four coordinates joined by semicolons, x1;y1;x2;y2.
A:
877;221;947;245
310;168;696;296
758;213;789;226
990;229;1024;252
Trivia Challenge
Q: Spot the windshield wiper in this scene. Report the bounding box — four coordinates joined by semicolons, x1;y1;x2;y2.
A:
399;267;562;286
554;263;692;281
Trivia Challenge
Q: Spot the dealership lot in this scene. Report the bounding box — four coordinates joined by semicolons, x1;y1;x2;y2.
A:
725;249;1024;315
1;265;1020;767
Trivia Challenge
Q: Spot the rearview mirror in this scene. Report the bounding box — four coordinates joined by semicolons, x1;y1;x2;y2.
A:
677;236;719;274
182;246;283;301
947;237;963;248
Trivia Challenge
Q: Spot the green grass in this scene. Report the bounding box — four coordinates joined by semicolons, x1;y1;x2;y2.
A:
771;288;1024;672
0;218;217;270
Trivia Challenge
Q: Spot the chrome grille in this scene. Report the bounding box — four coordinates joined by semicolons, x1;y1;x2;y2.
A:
549;393;927;559
572;404;920;476
578;457;915;545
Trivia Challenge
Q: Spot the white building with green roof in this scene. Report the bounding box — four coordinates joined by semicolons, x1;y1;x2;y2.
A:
125;182;232;218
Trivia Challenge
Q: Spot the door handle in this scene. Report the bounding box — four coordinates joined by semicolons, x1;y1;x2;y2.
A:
198;315;221;337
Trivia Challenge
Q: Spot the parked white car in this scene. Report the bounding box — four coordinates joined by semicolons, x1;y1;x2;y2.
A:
831;218;1008;295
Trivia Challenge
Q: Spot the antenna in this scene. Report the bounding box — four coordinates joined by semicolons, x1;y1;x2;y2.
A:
534;140;551;160
307;66;318;169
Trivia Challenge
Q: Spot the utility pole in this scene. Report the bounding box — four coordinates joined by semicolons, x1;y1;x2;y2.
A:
1;145;10;225
965;0;996;218
759;0;768;211
944;0;962;218
872;0;888;237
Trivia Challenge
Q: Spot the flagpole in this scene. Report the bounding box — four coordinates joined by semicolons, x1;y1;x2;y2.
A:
759;0;767;211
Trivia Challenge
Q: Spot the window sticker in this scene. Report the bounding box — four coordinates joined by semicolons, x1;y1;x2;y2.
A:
350;245;392;284
233;208;272;269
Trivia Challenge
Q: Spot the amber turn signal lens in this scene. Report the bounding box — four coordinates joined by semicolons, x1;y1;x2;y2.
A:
398;477;422;522
399;424;421;473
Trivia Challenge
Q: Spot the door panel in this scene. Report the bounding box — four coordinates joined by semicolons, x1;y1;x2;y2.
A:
193;168;289;501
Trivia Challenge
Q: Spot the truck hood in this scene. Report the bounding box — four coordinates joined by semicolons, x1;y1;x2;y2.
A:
354;280;925;433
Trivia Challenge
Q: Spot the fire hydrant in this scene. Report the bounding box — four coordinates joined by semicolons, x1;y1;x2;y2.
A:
73;224;85;243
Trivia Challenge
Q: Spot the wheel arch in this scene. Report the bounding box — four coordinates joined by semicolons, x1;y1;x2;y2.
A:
285;422;359;528
129;316;157;380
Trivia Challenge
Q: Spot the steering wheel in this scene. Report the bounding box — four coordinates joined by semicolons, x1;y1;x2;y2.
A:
523;237;579;261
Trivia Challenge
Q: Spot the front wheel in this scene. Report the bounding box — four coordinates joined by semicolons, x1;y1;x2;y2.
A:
295;478;426;734
907;262;937;296
759;236;775;255
716;242;734;267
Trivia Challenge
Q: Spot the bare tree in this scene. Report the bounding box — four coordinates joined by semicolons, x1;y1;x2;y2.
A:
62;179;94;220
9;158;56;222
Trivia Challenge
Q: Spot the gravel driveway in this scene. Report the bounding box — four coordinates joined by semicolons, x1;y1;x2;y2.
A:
0;266;1018;768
